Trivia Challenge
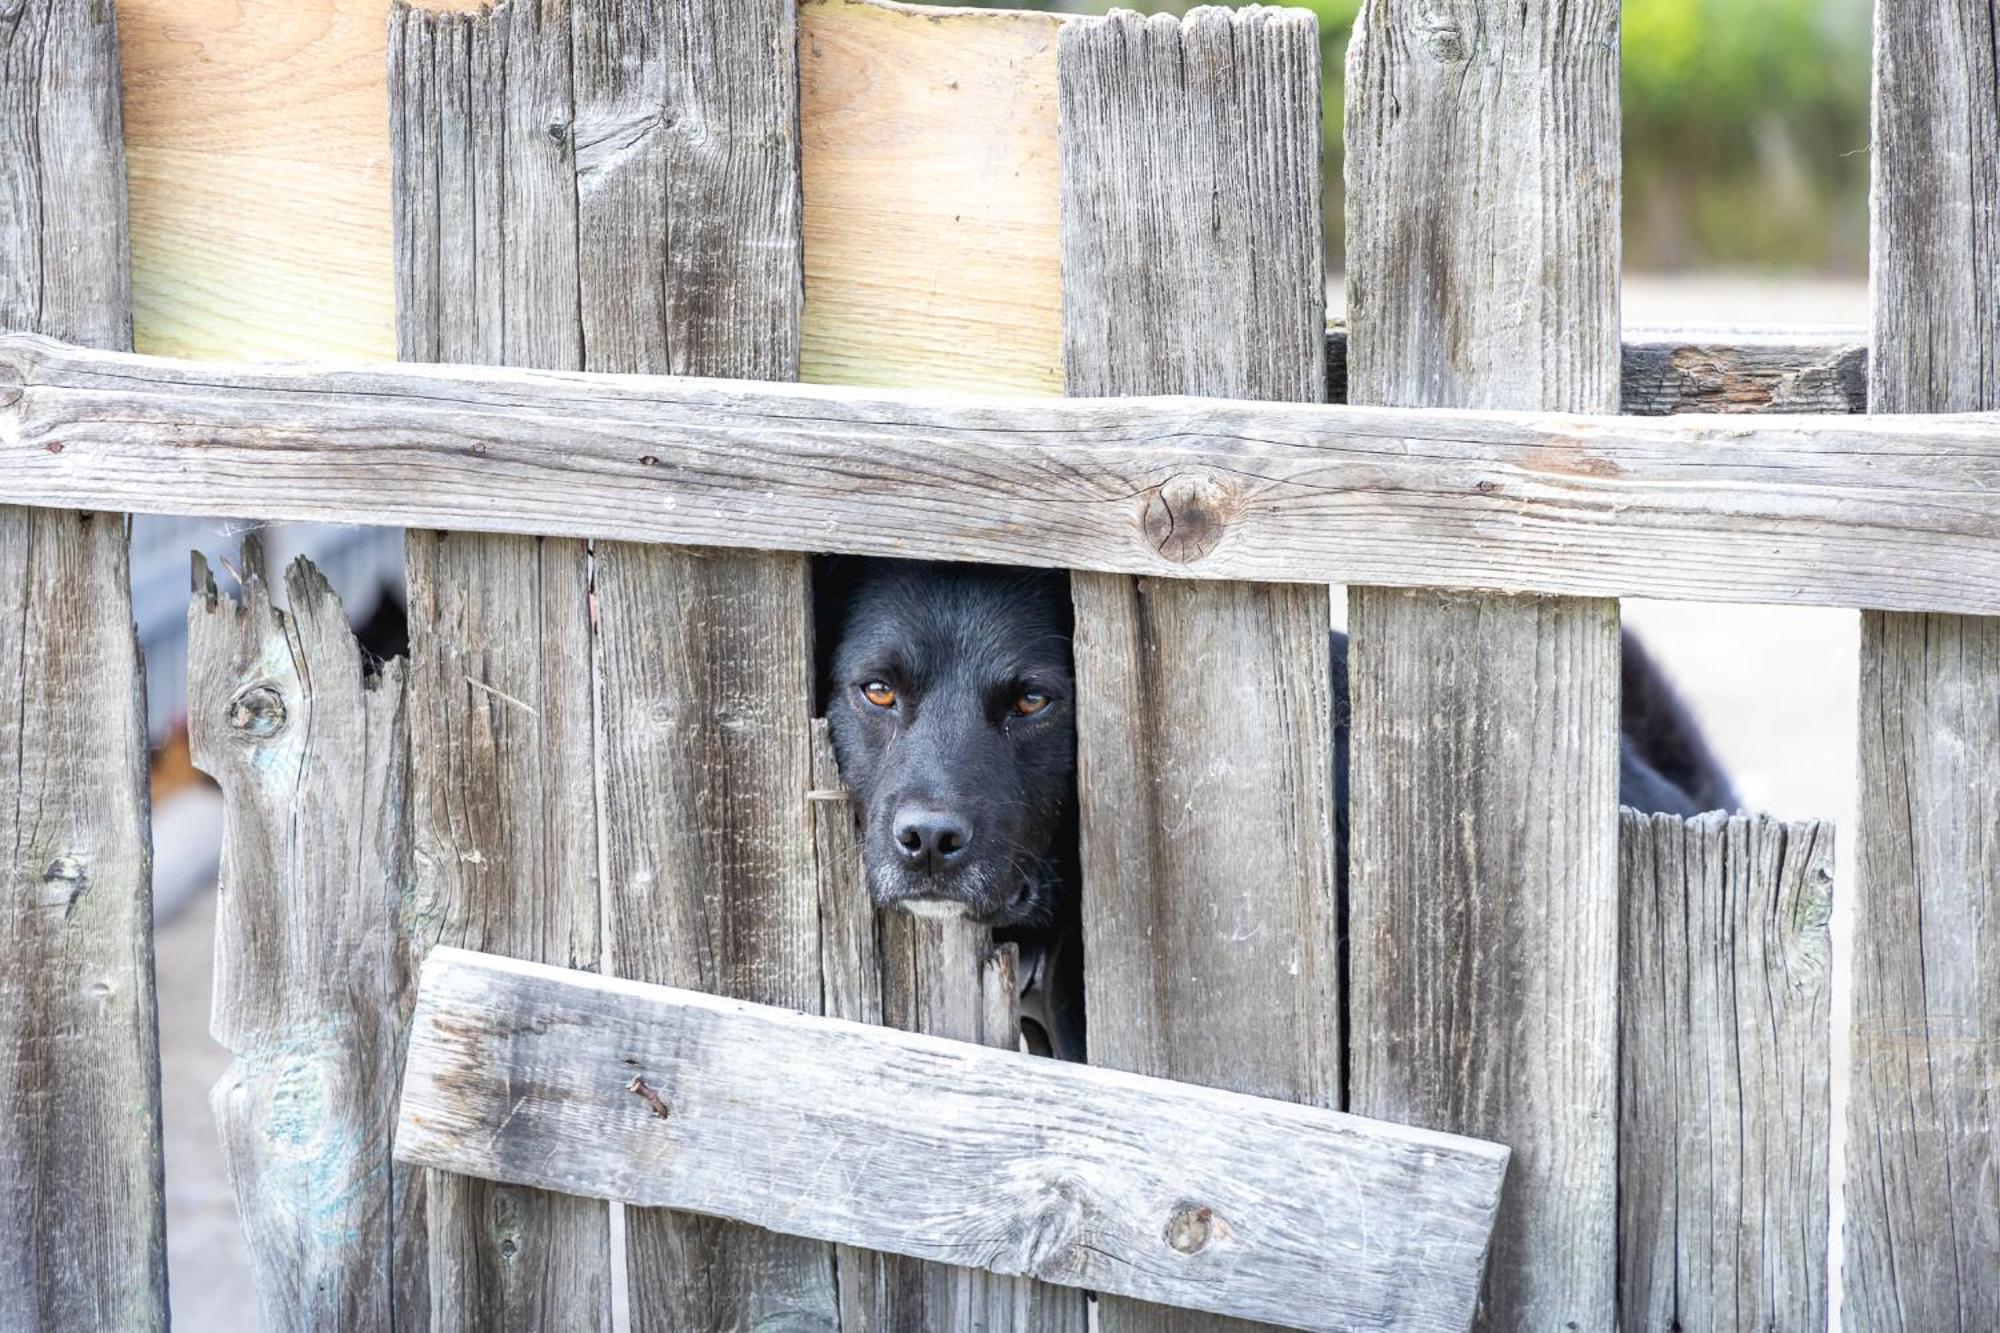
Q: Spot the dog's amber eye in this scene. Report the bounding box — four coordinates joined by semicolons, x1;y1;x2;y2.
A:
861;681;896;708
1014;691;1051;717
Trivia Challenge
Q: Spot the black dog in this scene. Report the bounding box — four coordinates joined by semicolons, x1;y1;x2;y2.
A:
820;556;1735;933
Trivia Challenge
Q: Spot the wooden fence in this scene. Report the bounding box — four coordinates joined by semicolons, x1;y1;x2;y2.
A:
0;0;1993;1329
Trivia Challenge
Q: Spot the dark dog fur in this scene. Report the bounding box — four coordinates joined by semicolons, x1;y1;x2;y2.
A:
820;556;1736;939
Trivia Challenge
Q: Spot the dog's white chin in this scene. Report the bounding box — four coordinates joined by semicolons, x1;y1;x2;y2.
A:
895;898;972;921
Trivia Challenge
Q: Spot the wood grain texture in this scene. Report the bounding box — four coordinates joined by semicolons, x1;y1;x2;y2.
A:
390;6;610;1328
1618;330;1868;416
1619;812;1833;1331
1846;5;2000;1326
565;0;836;1323
811;726;1086;1329
1345;1;1622;1324
8;337;2000;612
1059;13;1334;1332
0;2;164;1328
396;947;1508;1332
188;543;424;1330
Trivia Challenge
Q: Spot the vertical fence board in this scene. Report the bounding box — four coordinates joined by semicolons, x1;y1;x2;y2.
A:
1060;9;1338;1332
569;0;838;1325
189;544;424;1329
1846;4;2000;1327
1344;2;1622;1327
390;6;612;1328
0;1;166;1328
1620;812;1833;1331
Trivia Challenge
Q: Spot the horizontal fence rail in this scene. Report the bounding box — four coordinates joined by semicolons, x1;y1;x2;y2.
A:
396;947;1510;1333
2;335;1996;614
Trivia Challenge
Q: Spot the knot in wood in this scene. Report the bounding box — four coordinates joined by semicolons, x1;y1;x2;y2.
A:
0;357;21;409
228;684;288;739
1416;15;1467;62
1141;473;1236;565
1165;1203;1216;1255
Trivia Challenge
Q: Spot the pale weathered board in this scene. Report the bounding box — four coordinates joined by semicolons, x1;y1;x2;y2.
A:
188;542;424;1328
12;342;2000;612
566;0;837;1323
1344;0;1624;1324
811;723;1087;1330
1845;4;2000;1326
0;1;166;1328
390;5;610;1328
1059;15;1335;1332
396;947;1508;1332
1619;812;1833;1331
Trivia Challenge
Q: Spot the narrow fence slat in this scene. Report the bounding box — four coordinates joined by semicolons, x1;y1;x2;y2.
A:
188;544;424;1329
811;724;1083;1329
1619;812;1833;1330
1059;10;1339;1332
1345;1;1624;1326
567;0;839;1324
0;1;167;1328
1846;4;2000;1326
389;6;612;1328
395;947;1510;1333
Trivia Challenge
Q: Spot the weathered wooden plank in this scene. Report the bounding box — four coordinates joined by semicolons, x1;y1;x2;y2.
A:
1059;14;1334;1332
7;337;2000;612
0;2;166;1328
1345;3;1624;1324
1619;812;1833;1331
188;542;424;1329
389;6;610;1328
1845;5;2000;1326
396;946;1508;1332
566;0;836;1323
811;730;1085;1328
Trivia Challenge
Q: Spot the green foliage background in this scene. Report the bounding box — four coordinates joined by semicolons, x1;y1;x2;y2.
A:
911;0;1873;274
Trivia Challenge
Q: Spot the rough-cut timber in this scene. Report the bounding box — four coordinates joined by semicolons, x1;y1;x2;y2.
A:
0;2;165;1328
1619;812;1833;1331
188;543;424;1329
1060;14;1335;1329
566;0;837;1323
390;6;609;1327
1345;1;1623;1325
397;947;1508;1333
811;725;1086;1330
1846;5;2000;1327
8;337;2000;613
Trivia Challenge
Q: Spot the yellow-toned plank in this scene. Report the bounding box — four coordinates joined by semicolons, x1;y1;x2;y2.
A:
118;0;1067;383
800;0;1065;393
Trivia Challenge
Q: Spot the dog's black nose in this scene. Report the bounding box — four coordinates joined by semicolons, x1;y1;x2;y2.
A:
893;806;973;871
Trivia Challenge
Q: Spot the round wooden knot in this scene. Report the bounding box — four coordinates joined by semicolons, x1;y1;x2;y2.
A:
1141;474;1236;565
228;684;289;739
1165;1204;1216;1255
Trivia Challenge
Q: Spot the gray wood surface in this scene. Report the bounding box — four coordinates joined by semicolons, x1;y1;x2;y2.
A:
188;543;424;1329
396;946;1509;1333
0;1;165;1327
811;724;1086;1330
390;6;611;1328
1344;1;1623;1325
1846;5;2000;1326
11;336;2000;614
1619;812;1833;1331
568;0;836;1324
1059;14;1336;1330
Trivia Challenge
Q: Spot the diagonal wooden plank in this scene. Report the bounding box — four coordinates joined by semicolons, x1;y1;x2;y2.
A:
1344;1;1624;1326
1058;10;1337;1332
0;1;165;1327
396;946;1509;1333
1619;812;1833;1330
1844;5;2000;1327
188;542;425;1328
389;5;611;1328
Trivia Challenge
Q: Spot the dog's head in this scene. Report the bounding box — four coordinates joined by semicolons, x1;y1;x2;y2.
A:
822;559;1075;928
